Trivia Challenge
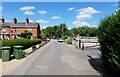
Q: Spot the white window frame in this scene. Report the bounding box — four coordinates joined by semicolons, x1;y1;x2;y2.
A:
2;28;6;33
14;28;17;33
28;28;32;31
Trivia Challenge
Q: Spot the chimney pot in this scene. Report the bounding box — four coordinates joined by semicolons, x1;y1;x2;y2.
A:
26;17;29;24
13;18;17;24
0;17;5;23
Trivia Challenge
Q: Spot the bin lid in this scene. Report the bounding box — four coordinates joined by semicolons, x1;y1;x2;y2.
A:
2;46;11;50
13;45;23;49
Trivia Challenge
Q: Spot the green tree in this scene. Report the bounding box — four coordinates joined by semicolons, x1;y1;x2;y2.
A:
98;10;120;77
20;30;32;39
41;23;69;39
69;26;98;37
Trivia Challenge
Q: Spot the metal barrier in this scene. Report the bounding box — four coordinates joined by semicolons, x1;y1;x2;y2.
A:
72;39;99;50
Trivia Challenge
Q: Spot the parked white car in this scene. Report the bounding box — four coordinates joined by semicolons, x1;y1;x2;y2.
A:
58;39;64;42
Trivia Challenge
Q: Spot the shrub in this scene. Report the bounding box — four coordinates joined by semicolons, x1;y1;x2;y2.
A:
97;11;120;77
20;30;32;39
2;39;41;51
64;39;72;44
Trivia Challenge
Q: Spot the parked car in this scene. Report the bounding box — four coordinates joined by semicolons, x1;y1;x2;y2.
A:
58;39;64;42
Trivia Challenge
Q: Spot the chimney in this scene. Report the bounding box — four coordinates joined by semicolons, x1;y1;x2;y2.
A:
13;18;17;24
0;17;5;23
26;17;29;24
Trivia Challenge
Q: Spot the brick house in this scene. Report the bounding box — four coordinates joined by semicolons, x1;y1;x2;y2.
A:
0;17;40;40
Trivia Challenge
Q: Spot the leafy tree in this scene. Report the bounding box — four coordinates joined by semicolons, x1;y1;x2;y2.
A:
41;23;98;39
20;30;32;39
69;26;98;37
98;10;120;77
41;23;69;39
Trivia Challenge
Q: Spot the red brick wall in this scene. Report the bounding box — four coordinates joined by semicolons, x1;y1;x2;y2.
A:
5;27;38;39
32;28;37;36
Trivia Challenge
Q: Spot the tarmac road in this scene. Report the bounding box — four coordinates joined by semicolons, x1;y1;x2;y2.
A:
9;40;101;75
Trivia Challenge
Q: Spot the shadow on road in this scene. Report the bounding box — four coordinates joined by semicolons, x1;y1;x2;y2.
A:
87;55;102;74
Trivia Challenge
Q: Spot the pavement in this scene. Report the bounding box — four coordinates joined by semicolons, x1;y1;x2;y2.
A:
0;59;2;76
6;40;101;75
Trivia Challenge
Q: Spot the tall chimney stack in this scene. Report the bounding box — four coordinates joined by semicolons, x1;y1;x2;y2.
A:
13;18;17;24
26;17;29;24
0;17;5;23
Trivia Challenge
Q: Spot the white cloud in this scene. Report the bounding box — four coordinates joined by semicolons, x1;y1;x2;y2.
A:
76;7;100;20
42;26;48;29
36;20;49;24
92;25;97;27
76;14;92;20
72;21;90;26
93;21;96;24
72;7;100;27
20;6;35;11
29;20;34;22
68;27;72;30
79;7;100;14
51;16;61;19
24;11;34;15
68;7;75;11
113;4;118;7
38;10;47;15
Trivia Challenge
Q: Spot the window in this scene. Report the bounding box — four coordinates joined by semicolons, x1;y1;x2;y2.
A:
2;28;6;33
14;28;17;33
14;35;17;39
28;28;32;31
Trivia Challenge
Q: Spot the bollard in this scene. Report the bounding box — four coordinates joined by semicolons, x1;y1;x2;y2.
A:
79;40;81;48
82;42;84;50
32;45;36;51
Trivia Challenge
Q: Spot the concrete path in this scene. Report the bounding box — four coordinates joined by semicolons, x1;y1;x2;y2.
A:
0;59;2;76
8;40;100;75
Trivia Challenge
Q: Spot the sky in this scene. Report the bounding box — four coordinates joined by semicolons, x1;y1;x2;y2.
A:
0;2;119;29
1;0;119;2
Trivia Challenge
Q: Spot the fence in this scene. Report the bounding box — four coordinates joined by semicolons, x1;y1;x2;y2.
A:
72;37;99;49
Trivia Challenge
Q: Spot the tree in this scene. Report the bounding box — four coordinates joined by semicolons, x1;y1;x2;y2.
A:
97;10;120;77
41;23;69;39
20;30;32;39
69;26;98;37
41;23;98;39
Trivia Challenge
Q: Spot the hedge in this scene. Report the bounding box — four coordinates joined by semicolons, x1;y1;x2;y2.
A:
2;39;42;50
98;10;120;77
64;39;72;44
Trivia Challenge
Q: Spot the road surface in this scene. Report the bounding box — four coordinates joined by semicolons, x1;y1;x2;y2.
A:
8;40;101;75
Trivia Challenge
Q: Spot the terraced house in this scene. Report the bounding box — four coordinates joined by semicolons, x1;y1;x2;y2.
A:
0;17;40;40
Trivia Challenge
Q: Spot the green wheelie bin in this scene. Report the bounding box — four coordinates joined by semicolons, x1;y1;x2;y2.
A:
2;46;11;62
13;45;23;59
